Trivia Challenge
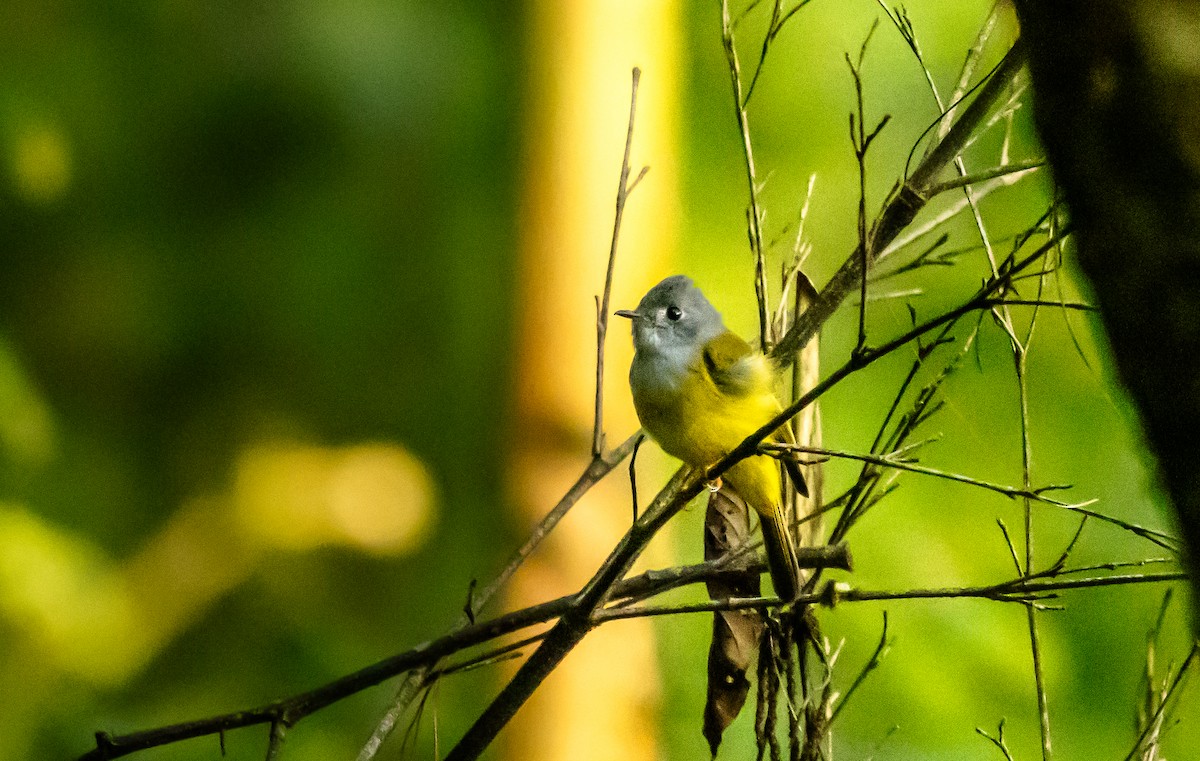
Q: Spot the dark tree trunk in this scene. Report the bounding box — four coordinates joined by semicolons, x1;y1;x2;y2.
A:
1014;2;1200;610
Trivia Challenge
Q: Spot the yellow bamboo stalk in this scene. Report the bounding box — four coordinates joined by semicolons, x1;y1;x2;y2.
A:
507;2;680;758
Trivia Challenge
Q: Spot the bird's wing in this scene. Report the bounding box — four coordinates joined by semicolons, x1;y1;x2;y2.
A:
701;331;761;397
773;415;810;498
702;332;809;498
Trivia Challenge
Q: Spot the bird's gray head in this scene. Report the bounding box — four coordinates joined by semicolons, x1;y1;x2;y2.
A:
615;275;726;355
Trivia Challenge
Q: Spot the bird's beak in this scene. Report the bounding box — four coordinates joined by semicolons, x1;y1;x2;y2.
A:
614;309;639;320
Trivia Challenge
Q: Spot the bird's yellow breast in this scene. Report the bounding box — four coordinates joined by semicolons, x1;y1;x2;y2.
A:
632;351;781;469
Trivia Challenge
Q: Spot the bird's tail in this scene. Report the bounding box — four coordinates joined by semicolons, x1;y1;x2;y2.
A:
760;507;801;603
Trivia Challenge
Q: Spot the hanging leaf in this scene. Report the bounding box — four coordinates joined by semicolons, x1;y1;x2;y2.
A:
702;488;766;757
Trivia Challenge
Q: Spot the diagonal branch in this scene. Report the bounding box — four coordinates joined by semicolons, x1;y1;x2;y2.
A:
444;467;700;760
770;37;1028;363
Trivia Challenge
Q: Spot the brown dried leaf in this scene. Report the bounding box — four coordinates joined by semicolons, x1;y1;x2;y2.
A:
789;269;824;550
702;488;766;757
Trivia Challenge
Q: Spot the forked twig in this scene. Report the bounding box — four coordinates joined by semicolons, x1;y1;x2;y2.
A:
846;21;890;353
976;719;1016;760
593;68;650;457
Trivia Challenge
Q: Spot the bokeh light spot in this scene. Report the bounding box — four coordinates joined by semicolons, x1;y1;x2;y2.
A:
11;123;72;205
234;440;436;555
327;444;435;553
0;504;139;685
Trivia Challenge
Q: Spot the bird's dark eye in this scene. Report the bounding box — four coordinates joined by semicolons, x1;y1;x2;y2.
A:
666;306;683;321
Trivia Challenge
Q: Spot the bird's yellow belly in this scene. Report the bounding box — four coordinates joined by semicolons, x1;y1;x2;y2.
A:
634;368;783;512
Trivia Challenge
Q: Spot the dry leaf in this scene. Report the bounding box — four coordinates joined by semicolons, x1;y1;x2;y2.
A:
702;488;765;757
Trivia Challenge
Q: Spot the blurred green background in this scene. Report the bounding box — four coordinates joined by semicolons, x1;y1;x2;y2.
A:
0;1;1193;759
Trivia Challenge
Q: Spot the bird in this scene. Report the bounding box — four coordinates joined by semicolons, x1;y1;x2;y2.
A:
616;275;806;602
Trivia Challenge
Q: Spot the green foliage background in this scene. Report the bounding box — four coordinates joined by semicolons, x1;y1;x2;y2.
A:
0;1;1192;759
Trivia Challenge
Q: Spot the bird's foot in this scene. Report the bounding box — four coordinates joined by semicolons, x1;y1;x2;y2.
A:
706;475;723;493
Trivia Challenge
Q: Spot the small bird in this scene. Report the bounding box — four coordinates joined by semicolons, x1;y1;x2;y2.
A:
617;275;805;602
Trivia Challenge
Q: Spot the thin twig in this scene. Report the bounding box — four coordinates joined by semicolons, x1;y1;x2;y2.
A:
1136;591;1173;761
763;442;1073;505
629;432;645;521
1015;283;1051;761
396;682;434;758
430;632;548;681
594;571;1188;620
593;67;649;457
1123;642;1200;761
829;612;890;724
773;174;819;336
846;21;889;354
976;719;1016;761
877;177;1043;264
357;667;427;760
743;0;816;107
929;159;1045;194
722;0;772;350
942;2;1003;146
1054;503;1179;554
264;721;286;761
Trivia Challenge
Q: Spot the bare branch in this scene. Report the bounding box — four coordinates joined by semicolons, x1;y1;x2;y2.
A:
763;442;1074;505
929;159;1046;195
829;612;890;724
265;721;286;761
593;67;648;457
1124;642;1200;761
595;571;1188;620
976;719;1016;761
743;0;816;106
846;20;888;354
721;0;772;349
